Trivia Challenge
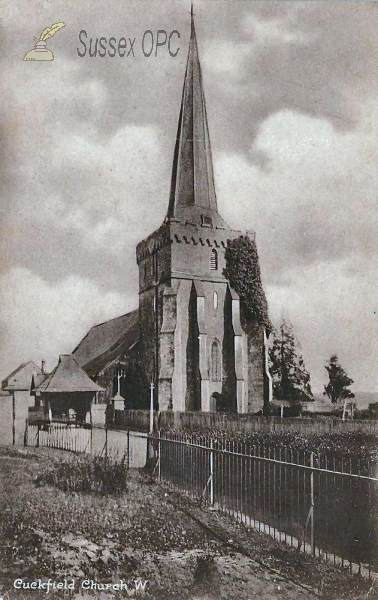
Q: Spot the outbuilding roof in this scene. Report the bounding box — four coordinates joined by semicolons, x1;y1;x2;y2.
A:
2;361;43;391
35;355;103;393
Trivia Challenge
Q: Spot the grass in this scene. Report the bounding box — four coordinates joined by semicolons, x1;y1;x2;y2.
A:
0;447;220;599
1;445;377;600
35;454;128;494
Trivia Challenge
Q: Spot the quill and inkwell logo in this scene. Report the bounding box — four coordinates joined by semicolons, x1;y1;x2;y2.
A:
23;22;66;61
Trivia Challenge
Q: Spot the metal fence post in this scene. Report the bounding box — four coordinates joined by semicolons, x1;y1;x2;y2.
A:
12;392;16;446
24;419;28;447
209;439;214;506
127;428;130;470
310;451;315;555
149;382;154;434
158;430;161;480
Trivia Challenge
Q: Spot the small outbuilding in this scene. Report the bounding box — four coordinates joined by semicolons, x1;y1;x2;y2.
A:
34;354;103;423
2;361;45;444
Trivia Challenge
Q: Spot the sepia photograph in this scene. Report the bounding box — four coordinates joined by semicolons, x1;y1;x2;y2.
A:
0;0;377;598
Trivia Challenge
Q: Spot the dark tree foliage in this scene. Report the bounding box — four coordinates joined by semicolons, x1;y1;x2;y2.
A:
223;235;271;331
368;402;378;419
324;355;355;405
269;319;313;407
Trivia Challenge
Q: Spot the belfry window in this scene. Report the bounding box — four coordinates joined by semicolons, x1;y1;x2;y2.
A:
210;249;218;271
201;215;213;227
210;340;221;382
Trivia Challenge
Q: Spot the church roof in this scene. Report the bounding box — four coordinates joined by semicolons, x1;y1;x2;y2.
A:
167;8;227;228
35;355;103;393
72;309;140;377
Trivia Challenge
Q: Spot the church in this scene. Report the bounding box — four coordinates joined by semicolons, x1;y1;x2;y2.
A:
73;11;271;415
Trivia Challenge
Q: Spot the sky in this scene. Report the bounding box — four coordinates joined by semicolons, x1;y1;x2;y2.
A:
0;0;377;393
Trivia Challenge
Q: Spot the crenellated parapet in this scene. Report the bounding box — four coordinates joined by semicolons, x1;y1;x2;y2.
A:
136;221;244;260
137;219;244;291
136;223;171;263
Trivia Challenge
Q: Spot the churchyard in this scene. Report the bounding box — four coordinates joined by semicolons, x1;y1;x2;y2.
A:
1;439;377;600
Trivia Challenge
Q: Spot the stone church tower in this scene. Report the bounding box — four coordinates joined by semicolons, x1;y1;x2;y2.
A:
136;11;270;413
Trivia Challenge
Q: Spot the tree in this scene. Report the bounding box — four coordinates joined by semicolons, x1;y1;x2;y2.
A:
223;235;271;331
324;355;354;419
269;319;313;411
368;402;378;419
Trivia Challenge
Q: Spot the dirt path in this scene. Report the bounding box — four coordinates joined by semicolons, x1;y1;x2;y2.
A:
186;553;313;600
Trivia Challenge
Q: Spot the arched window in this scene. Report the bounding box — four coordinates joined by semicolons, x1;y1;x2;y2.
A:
213;291;218;310
210;249;218;271
210;340;221;382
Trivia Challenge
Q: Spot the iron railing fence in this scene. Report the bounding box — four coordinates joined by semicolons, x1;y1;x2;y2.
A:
23;422;378;575
153;432;378;577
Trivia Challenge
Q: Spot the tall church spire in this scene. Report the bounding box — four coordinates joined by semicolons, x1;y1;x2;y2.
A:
167;5;219;222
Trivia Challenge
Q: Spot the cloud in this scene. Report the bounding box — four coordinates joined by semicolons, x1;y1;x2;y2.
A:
0;267;133;377
202;41;251;80
202;1;377;155
215;108;377;391
40;124;167;252
1;118;168;275
243;10;314;45
215;109;377;281
266;259;378;392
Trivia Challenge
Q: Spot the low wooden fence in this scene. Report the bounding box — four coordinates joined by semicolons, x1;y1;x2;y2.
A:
113;410;378;434
25;421;92;453
24;420;147;468
153;431;378;577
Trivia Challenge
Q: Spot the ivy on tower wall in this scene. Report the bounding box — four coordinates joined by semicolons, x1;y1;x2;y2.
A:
223;235;271;332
